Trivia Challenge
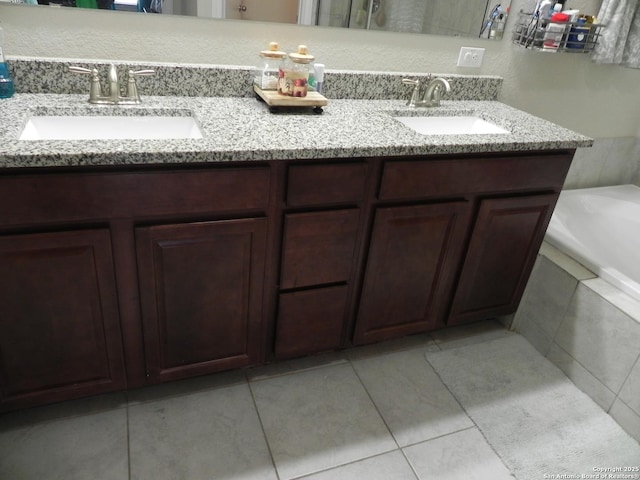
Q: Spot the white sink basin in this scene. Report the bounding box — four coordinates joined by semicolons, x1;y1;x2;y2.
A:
19;115;203;140
394;116;510;135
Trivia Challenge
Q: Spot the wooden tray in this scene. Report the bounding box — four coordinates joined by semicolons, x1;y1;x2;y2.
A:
254;85;328;114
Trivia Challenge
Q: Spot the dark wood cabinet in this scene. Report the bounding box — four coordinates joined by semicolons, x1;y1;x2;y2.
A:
0;229;126;411
448;194;558;325
136;219;267;383
273;162;368;359
0;150;574;410
354;202;471;344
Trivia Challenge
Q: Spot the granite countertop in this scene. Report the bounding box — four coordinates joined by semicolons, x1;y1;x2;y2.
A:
0;93;593;169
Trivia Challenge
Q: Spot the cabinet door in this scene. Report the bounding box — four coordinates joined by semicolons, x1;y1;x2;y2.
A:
448;194;557;325
136;219;267;383
354;202;471;345
275;285;349;359
0;230;125;411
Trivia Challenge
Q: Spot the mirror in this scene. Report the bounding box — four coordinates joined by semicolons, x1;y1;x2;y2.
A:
17;0;512;40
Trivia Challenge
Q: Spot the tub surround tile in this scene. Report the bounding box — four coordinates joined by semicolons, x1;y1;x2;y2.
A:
538;242;596;281
249;363;397;479
515;316;556;357
546;343;617;411
582;277;640;322
512;255;578;354
619;358;640;417
128;383;277;480
0;407;128;480
609;398;640;444
516;245;640;439
554;284;640;393
351;348;474;447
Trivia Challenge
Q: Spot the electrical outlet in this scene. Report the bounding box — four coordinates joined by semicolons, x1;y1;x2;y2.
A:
457;47;485;68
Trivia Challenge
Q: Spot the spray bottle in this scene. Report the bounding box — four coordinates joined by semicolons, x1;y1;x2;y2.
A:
0;27;15;99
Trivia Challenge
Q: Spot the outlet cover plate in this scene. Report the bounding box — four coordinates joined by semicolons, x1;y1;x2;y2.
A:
457;47;485;68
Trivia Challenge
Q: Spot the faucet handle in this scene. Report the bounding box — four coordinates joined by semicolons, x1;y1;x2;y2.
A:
402;78;420;87
130;69;156;78
402;78;421;107
69;65;103;102
124;69;155;103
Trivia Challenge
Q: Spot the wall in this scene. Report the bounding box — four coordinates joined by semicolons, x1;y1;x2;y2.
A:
0;0;639;140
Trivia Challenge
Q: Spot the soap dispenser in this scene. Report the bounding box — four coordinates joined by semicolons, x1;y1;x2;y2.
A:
0;27;15;99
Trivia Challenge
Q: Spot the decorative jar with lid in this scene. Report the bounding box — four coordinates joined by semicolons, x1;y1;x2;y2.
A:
278;45;315;97
255;42;286;91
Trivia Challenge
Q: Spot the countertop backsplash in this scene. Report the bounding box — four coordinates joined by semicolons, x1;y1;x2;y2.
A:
7;56;503;101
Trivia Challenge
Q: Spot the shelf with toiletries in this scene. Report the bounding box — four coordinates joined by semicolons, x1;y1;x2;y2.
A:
512;10;605;53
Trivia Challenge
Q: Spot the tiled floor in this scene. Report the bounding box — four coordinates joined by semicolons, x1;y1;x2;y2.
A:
0;319;637;480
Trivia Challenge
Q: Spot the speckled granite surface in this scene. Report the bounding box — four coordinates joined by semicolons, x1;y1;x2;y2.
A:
0;93;592;169
8;57;502;101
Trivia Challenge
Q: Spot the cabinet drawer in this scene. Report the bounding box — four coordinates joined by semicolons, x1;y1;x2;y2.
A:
275;286;348;359
379;153;572;200
280;209;360;289
0;167;270;228
286;162;368;207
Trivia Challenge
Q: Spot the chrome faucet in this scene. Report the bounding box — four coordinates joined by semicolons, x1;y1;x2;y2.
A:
401;76;451;107
69;64;155;105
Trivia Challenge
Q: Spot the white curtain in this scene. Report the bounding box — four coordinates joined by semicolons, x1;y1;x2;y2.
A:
592;0;640;68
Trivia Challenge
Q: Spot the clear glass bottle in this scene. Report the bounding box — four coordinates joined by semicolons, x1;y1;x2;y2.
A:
278;45;314;98
254;41;286;91
0;27;15;99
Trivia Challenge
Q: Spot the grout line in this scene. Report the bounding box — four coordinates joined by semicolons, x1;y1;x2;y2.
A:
399;425;477;450
398;447;422;480
544;339;618;410
245;371;281;480
286;449;418;480
346;359;401;451
125;394;132;480
610;351;640;416
422;352;516;478
245;355;349;384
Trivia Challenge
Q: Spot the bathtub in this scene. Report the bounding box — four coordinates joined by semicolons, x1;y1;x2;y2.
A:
545;184;640;303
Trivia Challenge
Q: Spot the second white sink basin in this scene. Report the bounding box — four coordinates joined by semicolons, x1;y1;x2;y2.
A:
394;116;510;135
19;115;203;140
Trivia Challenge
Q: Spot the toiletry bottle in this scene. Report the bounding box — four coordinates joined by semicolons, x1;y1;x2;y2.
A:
278;45;314;98
255;41;286;91
489;13;506;40
566;17;589;50
0;27;15;99
543;11;569;50
312;63;325;94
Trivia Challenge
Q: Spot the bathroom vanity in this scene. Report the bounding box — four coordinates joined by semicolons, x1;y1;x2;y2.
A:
0;65;591;412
